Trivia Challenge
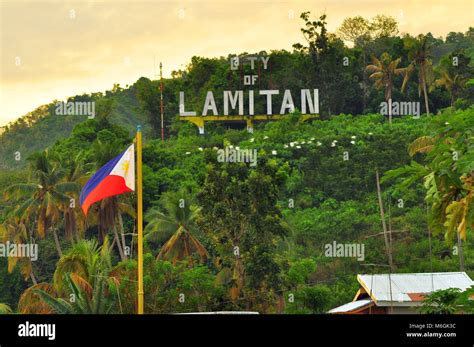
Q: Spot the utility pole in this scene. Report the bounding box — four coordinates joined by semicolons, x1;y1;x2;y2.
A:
362;263;394;314
376;169;394;272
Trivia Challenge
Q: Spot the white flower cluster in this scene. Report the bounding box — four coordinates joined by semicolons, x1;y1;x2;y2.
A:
184;133;373;156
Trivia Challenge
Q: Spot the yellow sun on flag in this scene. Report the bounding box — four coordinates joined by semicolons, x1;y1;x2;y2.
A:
121;159;130;174
110;144;135;191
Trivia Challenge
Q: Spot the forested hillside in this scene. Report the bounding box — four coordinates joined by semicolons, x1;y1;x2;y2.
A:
0;13;472;314
1;15;473;170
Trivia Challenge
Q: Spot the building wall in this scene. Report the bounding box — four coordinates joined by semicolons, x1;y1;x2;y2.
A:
358;305;421;314
359;306;387;314
387;306;419;314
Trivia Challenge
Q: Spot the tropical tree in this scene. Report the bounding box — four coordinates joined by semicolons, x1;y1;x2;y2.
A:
135;77;162;137
402;34;434;115
144;191;208;265
197;154;288;307
56;151;90;242
369;15;399;38
293;12;362;116
366;52;406;123
86;196;135;261
337;15;398;45
29;239;117;314
52;239;111;291
337;16;371;110
435;71;467;107
0;217;37;284
420;288;461;314
35;273;114;314
383;109;474;270
3;151;80;257
456;285;474;313
337;16;370;46
17;283;56;314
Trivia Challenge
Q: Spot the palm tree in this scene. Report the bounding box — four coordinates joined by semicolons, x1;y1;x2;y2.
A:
402;34;434;115
57;151;91;242
145;192;208;265
0;217;37;284
85;195;135;261
35;273;114;314
24;239;116;314
383;112;473;270
17;283;56;314
435;71;467;107
3;151;80;256
366;52;406;124
52;239;111;292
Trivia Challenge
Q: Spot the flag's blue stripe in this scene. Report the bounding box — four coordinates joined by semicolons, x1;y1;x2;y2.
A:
79;149;127;206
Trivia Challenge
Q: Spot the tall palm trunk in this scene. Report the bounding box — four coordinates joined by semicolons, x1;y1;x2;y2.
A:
386;82;392;125
229;238;245;303
52;228;63;257
118;213;127;260
235;246;245;295
387;97;392;124
29;270;38;285
376;170;394;271
113;225;125;261
421;64;430;115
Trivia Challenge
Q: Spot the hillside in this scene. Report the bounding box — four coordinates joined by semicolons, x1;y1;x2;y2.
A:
0;14;473;316
1;27;473;171
0;86;145;170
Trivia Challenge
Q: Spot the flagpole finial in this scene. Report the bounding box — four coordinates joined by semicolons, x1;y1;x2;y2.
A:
137;125;142;132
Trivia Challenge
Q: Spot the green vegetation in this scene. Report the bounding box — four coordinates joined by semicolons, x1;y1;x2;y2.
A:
420;286;474;314
0;12;472;314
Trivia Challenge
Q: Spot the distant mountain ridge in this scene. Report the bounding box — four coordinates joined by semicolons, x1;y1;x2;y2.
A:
0;83;146;170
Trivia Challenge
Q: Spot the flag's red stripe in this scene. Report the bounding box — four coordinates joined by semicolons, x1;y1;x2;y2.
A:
81;175;133;215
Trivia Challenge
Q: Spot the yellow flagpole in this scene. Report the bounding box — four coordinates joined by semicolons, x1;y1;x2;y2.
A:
136;125;144;314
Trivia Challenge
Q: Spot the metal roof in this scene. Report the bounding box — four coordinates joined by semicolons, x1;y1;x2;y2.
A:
358;272;474;306
328;299;373;314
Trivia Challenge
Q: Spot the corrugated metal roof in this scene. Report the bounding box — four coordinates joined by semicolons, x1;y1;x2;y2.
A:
328;299;373;313
358;272;473;305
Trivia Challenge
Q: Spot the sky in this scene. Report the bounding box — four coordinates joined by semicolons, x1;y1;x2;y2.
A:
1;0;473;126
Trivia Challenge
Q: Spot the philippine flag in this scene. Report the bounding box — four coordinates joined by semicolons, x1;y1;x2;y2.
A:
80;144;135;215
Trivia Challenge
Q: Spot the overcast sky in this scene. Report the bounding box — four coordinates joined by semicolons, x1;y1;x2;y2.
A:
1;0;473;126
